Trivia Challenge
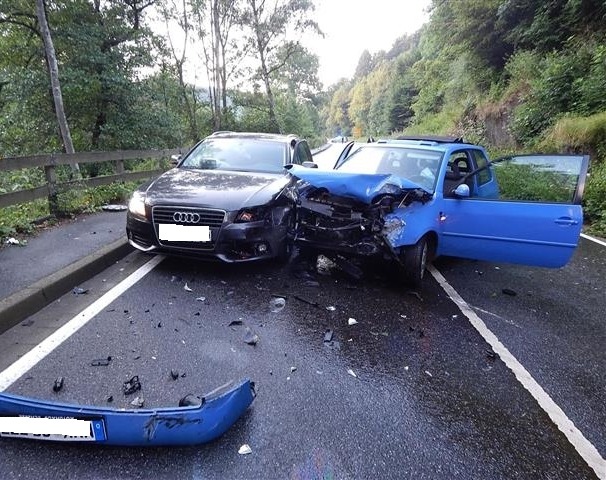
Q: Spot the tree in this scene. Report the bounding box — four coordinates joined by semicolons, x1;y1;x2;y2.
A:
35;0;80;177
241;0;321;132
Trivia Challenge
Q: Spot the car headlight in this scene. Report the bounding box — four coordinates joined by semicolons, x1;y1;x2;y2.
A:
128;191;147;218
235;206;267;223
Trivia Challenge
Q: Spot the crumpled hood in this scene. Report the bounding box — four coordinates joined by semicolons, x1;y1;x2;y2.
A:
287;165;427;204
143;168;290;211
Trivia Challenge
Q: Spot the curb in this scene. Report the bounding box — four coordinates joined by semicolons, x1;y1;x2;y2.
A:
0;238;133;335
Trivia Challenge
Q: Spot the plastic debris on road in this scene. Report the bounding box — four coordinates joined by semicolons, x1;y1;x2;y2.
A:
184;283;193;292
72;287;89;295
326;306;336;312
238;444;252;455
269;297;286;313
170;370;180;380
123;376;142;395
91;356;112;366
5;237;26;246
243;327;259;346
502;288;517;296
102;204;127;211
347;369;357;378
196;296;206;302
130;396;144;408
52;377;64;392
348;318;358;325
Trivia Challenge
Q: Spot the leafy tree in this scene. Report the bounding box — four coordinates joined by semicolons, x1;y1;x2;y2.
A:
241;0;321;132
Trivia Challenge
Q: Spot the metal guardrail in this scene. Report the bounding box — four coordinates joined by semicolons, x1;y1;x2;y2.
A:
0;148;185;212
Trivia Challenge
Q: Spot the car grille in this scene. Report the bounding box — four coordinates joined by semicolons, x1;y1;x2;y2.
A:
152;205;226;250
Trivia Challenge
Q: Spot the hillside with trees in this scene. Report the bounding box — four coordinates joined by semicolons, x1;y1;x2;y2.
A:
322;0;606;234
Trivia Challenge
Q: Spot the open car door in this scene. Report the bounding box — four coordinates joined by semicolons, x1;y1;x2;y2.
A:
437;154;589;267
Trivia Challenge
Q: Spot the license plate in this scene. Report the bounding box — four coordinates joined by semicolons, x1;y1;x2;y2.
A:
0;416;106;442
158;224;211;242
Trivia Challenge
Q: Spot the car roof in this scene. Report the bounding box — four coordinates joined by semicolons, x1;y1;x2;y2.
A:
370;136;483;153
207;131;299;143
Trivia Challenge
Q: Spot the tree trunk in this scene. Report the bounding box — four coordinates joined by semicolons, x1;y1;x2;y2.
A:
35;0;81;178
250;0;280;132
212;0;222;130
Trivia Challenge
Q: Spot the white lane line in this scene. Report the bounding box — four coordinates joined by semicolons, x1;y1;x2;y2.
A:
581;233;606;248
429;265;606;480
0;255;164;392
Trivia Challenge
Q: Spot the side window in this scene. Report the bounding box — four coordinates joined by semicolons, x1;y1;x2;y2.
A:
292;141;313;165
444;150;473;196
471;150;491;185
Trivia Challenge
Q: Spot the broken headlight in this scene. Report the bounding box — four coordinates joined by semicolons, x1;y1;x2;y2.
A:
235;206;268;223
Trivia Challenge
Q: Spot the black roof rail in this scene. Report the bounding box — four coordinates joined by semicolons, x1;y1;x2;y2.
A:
396;135;465;144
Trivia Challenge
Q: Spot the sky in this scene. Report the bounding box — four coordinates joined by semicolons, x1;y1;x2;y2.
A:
306;0;431;87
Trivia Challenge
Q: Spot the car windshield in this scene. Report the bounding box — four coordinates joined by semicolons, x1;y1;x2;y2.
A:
337;146;444;191
181;138;288;173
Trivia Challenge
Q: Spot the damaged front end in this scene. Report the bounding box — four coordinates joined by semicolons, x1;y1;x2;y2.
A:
0;378;255;446
288;166;430;263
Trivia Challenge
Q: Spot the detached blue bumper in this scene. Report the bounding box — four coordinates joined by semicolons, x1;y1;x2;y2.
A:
0;378;255;446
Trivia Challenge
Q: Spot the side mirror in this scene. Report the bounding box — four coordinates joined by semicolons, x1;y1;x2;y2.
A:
170;154;182;166
302;161;318;169
453;184;470;198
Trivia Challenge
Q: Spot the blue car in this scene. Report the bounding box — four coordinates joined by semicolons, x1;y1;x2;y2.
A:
288;136;589;287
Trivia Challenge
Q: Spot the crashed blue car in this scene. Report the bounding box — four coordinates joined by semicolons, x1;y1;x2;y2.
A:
289;136;589;287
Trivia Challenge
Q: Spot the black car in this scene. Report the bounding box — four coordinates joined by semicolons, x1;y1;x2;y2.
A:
126;131;316;262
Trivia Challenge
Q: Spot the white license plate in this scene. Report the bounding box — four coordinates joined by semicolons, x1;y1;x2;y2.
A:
0;416;106;442
158;224;211;242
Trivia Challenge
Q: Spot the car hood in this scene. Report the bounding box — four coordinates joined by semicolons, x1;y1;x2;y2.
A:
143;168;290;210
287;165;427;204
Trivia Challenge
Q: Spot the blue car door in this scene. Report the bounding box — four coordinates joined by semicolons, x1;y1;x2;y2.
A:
437;154;589;267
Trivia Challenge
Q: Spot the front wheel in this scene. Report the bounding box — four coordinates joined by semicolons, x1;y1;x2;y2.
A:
400;236;430;288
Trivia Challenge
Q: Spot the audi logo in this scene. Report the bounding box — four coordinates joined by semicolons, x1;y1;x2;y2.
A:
173;211;201;224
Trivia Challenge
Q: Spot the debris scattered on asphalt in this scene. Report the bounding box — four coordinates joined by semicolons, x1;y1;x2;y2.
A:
243;327;259;346
323;330;334;343
5;237;21;245
179;394;203;407
52;377;64;392
348;317;358;326
133;355;141;360
228;320;243;327
238;444;252;455
290;366;297;373
475;270;484;275
91;356;112;366
323;329;340;349
21;319;34;327
170;370;180;380
184;283;193;292
404;366;409;371
486;349;497;360
425;370;433;377
269;297;286;313
347;369;357;378
408;291;423;301
196;296;206;302
101;204;127;211
130;396;144;408
452;315;459;319
502;288;517;296
123;375;141;395
326;306;336;312
107;395;113;403
72;287;89;295
293;295;320;308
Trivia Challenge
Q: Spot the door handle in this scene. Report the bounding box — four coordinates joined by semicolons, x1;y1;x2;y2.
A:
555;217;579;226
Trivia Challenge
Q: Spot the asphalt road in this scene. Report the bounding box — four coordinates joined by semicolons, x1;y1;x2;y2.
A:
0;236;604;479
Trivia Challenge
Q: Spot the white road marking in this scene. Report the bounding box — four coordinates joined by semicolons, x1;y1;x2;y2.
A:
429;265;606;479
0;255;164;392
581;233;606;248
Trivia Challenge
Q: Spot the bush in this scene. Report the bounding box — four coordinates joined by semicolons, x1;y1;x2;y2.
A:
538;111;606;159
584;160;606;236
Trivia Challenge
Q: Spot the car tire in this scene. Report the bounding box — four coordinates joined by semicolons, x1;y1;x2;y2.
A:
400;236;429;288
